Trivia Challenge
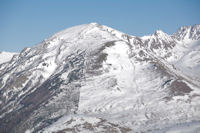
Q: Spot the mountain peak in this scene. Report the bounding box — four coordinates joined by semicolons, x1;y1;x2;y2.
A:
46;23;101;42
173;24;200;40
141;29;170;41
42;23;128;50
192;24;200;30
89;22;99;26
154;30;168;37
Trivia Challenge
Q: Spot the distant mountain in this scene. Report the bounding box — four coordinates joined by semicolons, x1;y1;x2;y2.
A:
0;23;200;133
0;51;18;64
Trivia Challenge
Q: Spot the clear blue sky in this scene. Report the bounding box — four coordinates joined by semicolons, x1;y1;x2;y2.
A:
0;0;200;52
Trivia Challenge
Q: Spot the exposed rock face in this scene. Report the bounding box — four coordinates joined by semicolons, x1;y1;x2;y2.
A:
0;23;200;133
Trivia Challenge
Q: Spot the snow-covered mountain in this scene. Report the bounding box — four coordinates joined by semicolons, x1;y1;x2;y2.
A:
0;51;18;64
0;23;200;133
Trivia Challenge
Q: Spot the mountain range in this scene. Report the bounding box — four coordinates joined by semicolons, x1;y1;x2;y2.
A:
0;23;200;133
